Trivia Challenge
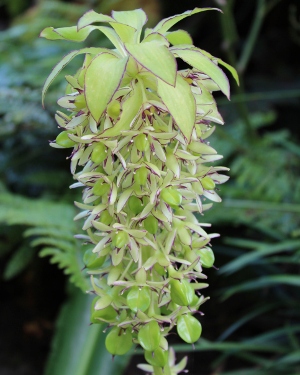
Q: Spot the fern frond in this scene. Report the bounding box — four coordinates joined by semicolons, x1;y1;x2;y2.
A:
0;191;89;291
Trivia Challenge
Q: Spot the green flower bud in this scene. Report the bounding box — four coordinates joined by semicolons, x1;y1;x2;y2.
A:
93;179;110;196
128;196;143;214
138;321;161;351
112;231;129;249
160;187;182;207
99;210;113;225
154;263;166;276
134;134;149;152
56;131;76;148
105;327;133;355
196;247;215;268
134;166;148;185
135;267;147;283
170;278;194;306
90;297;117;323
177;314;202;344
83;248;106;269
91;143;107;164
107;100;121;119
127;286;151;312
74;94;86;109
201;176;215;190
143;215;158;234
144;347;168;367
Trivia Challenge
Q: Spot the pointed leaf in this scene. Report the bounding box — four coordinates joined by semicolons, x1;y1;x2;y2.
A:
166;30;193;45
77;10;113;30
172;48;230;98
117;188;134;213
216;58;240;85
42;48;103;106
97;26;126;52
85;53;128;122
157;74;196;141
143;32;169;46
125;42;177;86
110;22;136;43
154;8;220;34
42;26;100;42
95;295;113;310
99;81;143;138
112;9;147;30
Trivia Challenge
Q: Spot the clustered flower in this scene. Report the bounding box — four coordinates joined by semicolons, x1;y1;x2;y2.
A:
42;7;237;374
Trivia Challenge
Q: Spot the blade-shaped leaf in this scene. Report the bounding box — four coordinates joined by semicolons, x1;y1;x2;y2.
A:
85;53;128;122
153;8;221;34
223;275;300;300
112;9;147;30
41;26;97;42
44;288;131;375
217;58;240;85
110;22;136;43
143;32;169;46
77;10;114;30
166;30;193;45
99;80;143;138
172;48;230;98
157;74;196;141
125;42;177;86
97;26;126;53
42;48;104;106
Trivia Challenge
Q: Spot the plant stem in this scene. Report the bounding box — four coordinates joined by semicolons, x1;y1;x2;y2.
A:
217;88;300;105
153;366;164;375
219;1;258;142
237;0;266;74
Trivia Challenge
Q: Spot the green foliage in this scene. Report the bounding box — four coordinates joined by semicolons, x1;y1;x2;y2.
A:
44;285;131;375
0;190;89;291
1;1;299;375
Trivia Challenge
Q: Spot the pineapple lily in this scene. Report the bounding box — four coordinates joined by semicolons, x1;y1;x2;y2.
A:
41;7;238;374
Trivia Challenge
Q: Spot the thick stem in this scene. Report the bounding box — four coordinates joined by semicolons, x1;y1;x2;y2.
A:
153;366;164;375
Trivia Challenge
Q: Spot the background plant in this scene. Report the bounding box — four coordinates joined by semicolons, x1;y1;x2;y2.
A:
0;1;299;375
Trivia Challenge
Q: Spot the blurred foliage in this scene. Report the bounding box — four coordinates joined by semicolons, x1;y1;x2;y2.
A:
0;0;299;375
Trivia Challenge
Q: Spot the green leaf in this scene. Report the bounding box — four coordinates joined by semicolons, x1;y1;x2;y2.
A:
112;9;147;30
172;48;230;98
166;30;193;45
216;57;240;86
153;8;221;34
3;245;35;280
97;26;126;53
85;53;128;122
77;10;114;30
157;74;196;141
44;288;130;375
125;42;177;86
223;275;300;300
99;80;143;138
42;48;103;106
110;22;136;43
40;26;97;42
143;32;169;46
220;239;300;275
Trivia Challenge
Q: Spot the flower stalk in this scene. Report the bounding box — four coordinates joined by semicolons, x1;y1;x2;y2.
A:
41;7;238;373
